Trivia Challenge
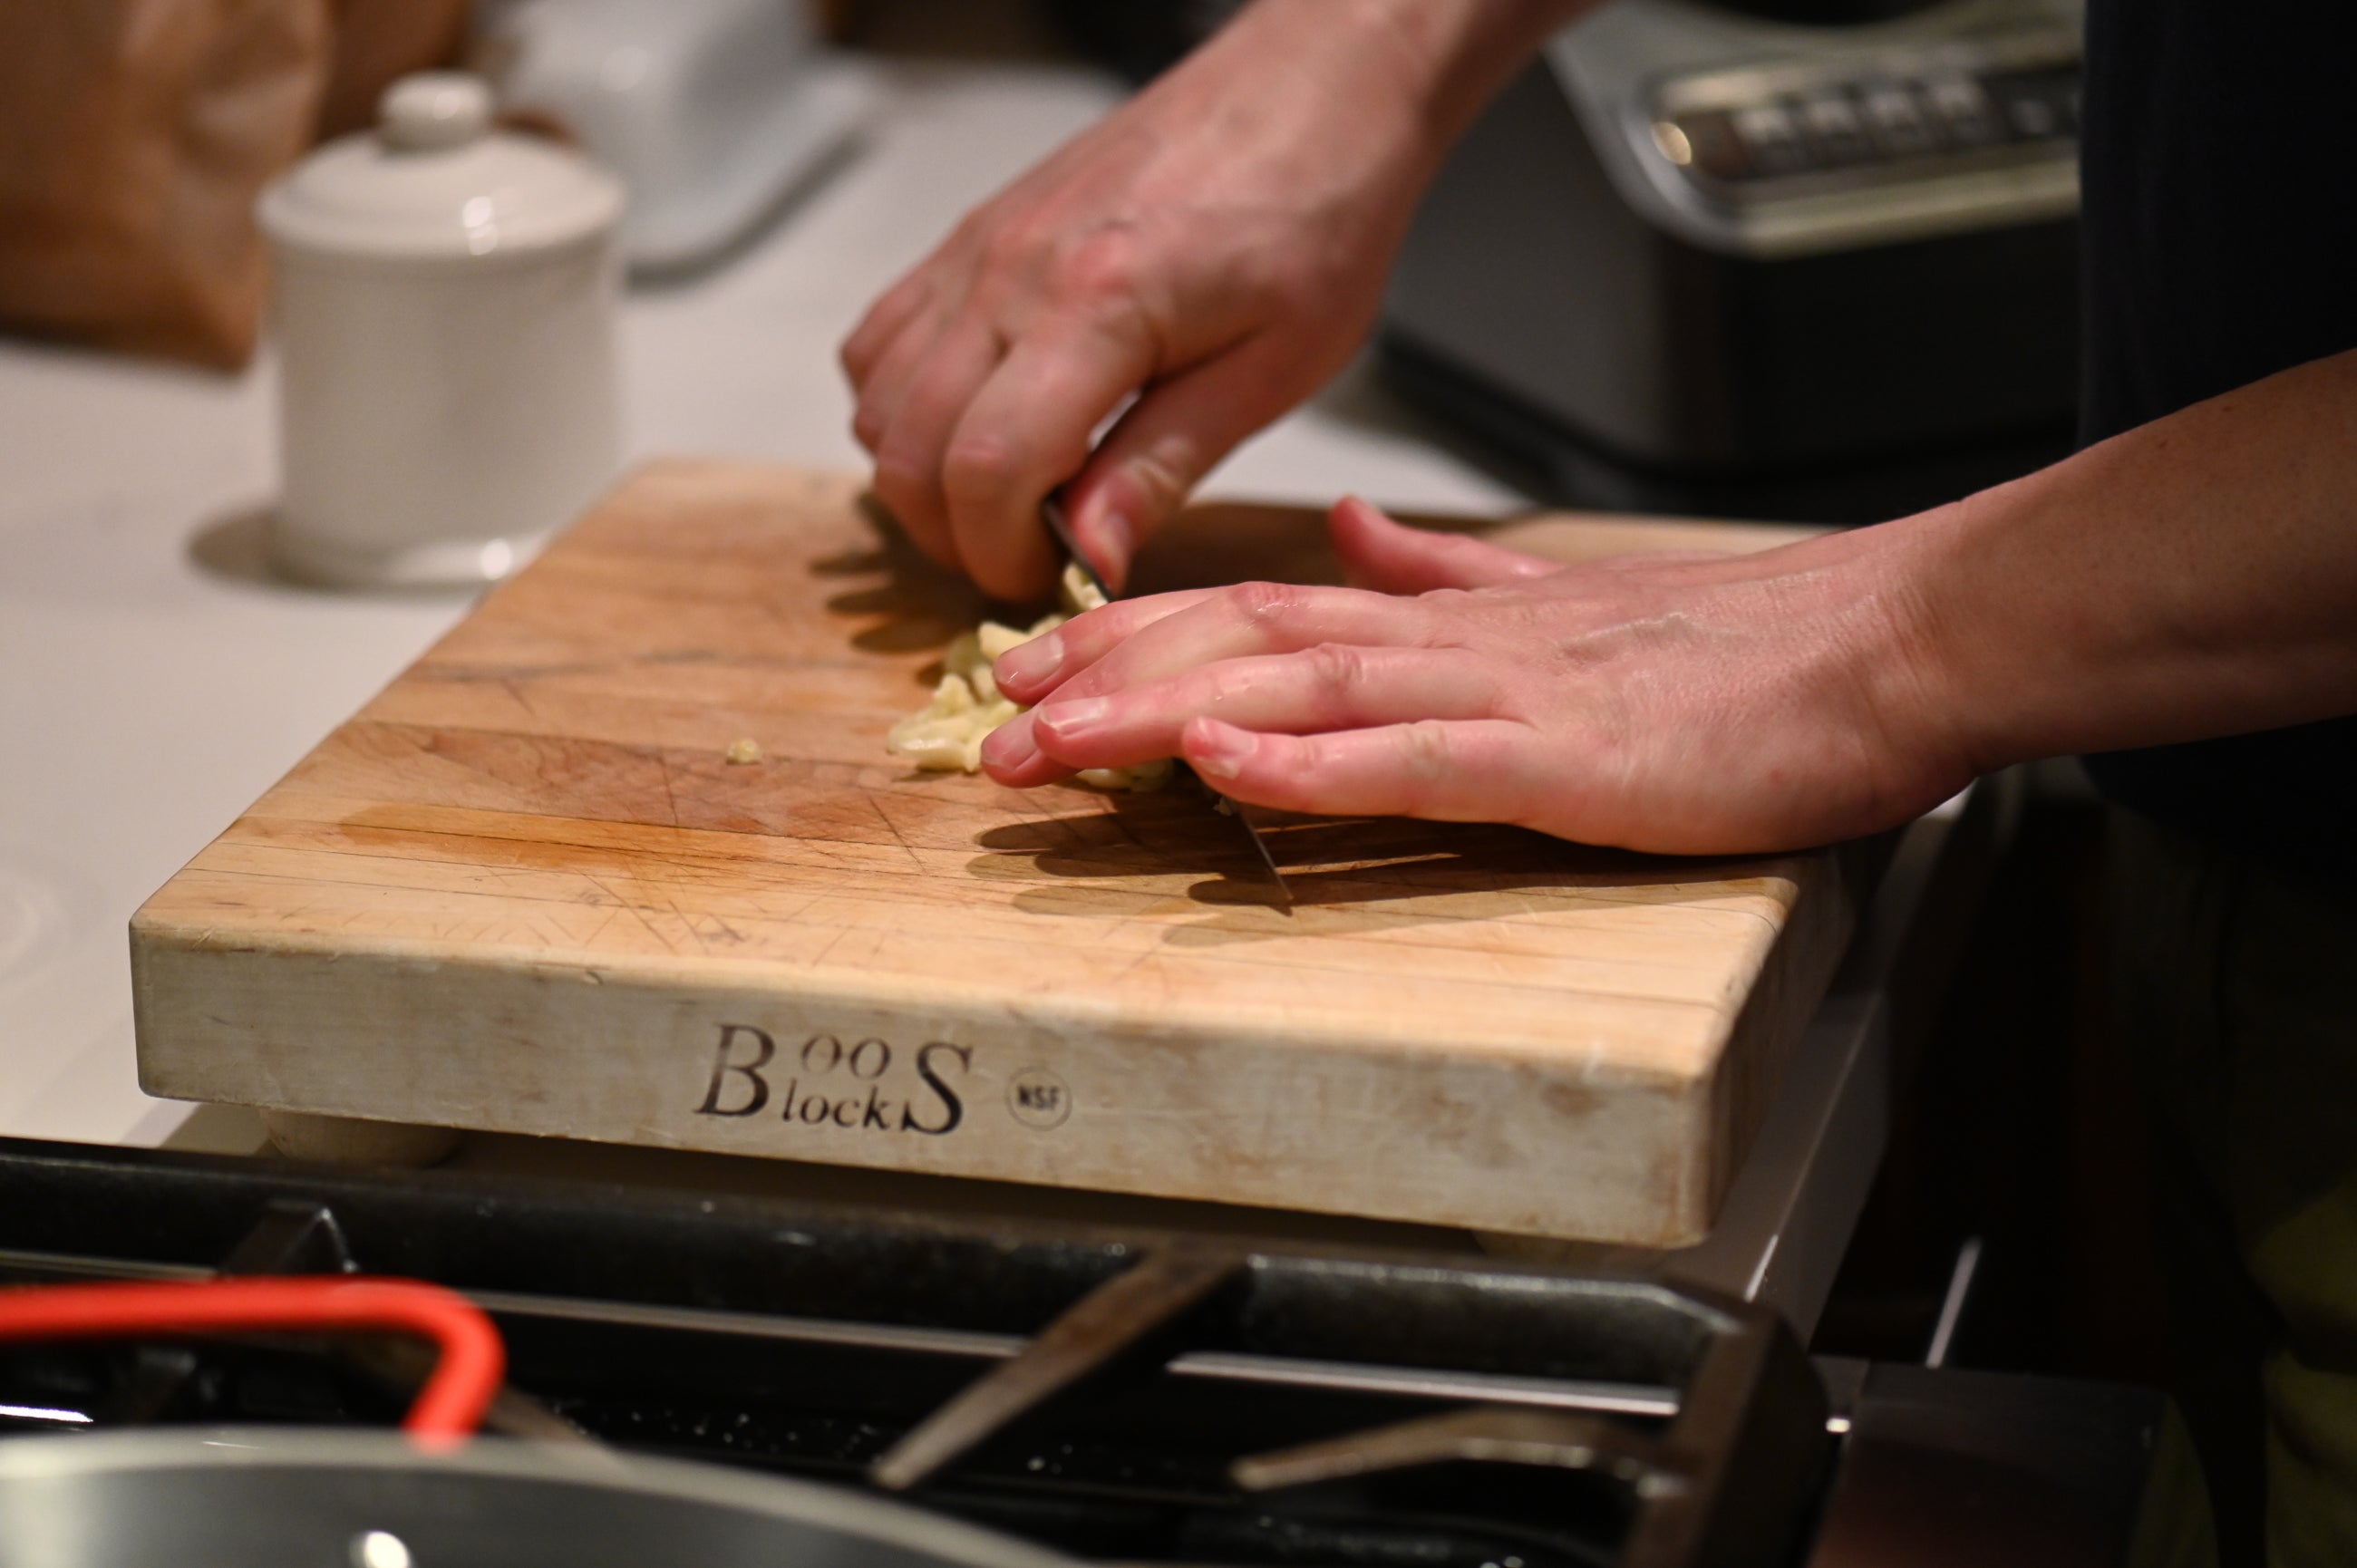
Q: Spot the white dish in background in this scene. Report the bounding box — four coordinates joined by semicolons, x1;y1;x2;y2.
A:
474;0;878;278
257;72;626;591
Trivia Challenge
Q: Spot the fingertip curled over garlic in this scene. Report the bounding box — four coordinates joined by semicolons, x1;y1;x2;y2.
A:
887;563;1169;791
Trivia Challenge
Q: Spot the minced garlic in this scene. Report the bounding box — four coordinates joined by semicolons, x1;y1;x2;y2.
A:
887;562;1170;791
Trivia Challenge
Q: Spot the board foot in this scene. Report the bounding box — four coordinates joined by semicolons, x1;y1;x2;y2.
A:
260;1110;462;1167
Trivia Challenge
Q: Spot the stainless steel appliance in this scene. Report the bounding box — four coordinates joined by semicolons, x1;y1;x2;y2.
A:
1381;0;2084;519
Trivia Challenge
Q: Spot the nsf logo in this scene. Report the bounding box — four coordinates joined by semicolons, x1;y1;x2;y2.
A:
1006;1066;1072;1130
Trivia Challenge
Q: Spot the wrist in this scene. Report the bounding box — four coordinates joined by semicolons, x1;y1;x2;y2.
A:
1856;479;2069;783
1781;506;1995;804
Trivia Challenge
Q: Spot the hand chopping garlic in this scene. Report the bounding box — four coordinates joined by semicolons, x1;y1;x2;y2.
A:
887;561;1172;791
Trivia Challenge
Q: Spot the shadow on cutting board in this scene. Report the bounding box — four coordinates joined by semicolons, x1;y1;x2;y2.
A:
972;803;1778;945
813;494;1521;662
813;495;994;658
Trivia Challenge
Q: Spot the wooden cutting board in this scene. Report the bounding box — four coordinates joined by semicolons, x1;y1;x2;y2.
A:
131;461;1861;1245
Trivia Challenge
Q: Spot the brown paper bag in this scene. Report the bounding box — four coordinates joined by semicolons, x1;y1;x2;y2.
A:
0;0;469;371
0;1;333;368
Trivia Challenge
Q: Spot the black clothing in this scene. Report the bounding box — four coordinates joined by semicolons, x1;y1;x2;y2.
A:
2077;0;2357;878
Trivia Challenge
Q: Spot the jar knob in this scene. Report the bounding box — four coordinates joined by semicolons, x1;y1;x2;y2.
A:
380;73;494;153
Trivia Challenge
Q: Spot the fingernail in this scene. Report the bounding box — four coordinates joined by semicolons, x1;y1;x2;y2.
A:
1037;696;1110;736
1086;506;1135;590
981;716;1039;772
995;634;1062;690
1188;721;1253;780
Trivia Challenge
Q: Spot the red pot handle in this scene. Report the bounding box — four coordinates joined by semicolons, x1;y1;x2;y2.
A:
0;1276;504;1444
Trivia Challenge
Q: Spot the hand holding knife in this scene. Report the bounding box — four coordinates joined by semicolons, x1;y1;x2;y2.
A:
1041;494;1295;913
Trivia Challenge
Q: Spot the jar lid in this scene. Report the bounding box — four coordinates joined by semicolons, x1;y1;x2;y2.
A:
259;73;623;264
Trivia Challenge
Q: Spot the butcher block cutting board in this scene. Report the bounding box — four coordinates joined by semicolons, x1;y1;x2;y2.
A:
132;461;1863;1246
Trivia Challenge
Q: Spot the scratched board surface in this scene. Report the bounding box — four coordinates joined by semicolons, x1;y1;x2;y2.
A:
131;461;1858;1244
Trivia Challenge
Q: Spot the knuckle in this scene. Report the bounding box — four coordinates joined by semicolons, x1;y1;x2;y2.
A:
1397;720;1454;781
1305;642;1369;705
851;402;887;451
1226;580;1303;624
1051;227;1146;306
941;433;1024;506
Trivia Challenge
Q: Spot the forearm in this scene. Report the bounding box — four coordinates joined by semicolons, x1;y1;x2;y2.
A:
1889;348;2357;769
1224;0;1596;150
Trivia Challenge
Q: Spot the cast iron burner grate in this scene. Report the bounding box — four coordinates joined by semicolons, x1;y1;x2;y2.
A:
0;1137;1828;1568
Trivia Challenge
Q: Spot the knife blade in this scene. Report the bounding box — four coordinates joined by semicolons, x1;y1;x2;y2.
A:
1041;494;1293;913
1040;491;1111;605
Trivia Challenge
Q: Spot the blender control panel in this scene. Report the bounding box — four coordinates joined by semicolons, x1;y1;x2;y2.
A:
1648;35;2080;196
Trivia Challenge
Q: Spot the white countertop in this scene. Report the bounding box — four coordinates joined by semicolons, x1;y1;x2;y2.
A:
0;59;1526;1150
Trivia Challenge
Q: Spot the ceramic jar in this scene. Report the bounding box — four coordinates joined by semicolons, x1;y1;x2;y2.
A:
258;73;625;589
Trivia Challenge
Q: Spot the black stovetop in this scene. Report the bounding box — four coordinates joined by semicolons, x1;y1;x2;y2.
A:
0;1137;2180;1568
